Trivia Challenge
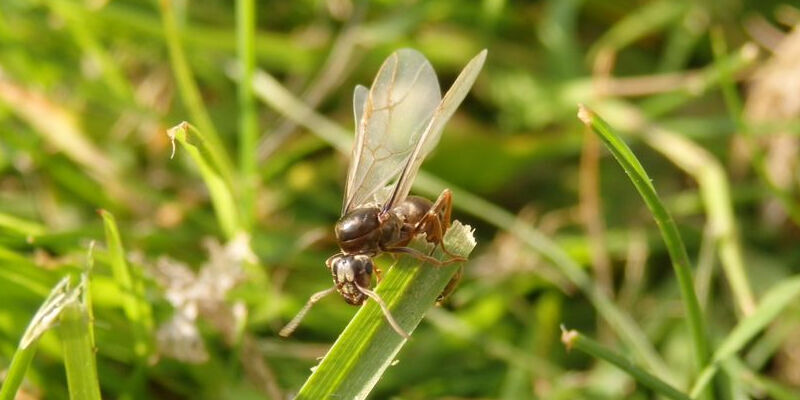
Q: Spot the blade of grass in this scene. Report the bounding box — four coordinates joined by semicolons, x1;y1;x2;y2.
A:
158;0;234;184
0;277;72;400
295;222;475;399
0;212;46;238
236;0;258;230
0;342;37;400
99;210;153;359
167;122;241;238
578;105;709;377
586;99;757;317
59;286;102;400
689;275;800;398
246;69;676;384
561;328;691;400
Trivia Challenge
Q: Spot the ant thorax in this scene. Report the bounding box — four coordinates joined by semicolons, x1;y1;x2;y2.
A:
335;206;403;254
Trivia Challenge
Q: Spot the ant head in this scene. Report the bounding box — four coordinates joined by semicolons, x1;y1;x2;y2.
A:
327;254;373;305
279;254;408;339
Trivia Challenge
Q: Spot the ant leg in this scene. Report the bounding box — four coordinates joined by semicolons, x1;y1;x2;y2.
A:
384;246;444;266
436;265;463;306
384;246;463;267
354;283;409;339
279;287;337;337
413;190;464;262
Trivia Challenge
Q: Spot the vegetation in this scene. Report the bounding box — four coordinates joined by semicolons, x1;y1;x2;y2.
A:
2;0;800;398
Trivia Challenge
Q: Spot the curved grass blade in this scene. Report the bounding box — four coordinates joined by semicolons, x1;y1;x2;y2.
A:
167;122;241;238
295;221;475;399
578;105;709;378
561;328;691;400
0;277;72;400
158;0;234;184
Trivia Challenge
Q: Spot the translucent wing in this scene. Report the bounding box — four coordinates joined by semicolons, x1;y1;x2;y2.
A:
345;84;368;213
342;49;442;214
384;49;487;210
352;84;368;134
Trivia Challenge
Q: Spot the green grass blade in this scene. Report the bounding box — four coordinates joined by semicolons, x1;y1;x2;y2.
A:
578;105;709;372
0;278;67;400
249;72;676;383
99;210;153;359
236;0;258;230
294;222;475;399
1;277;77;399
158;0;234;184
59;300;102;400
0;213;46;238
0;342;37;400
167;122;241;238
561;328;691;400
689;275;800;398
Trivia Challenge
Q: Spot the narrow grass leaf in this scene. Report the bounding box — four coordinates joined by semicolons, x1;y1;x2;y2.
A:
0;277;74;400
158;0;234;184
295;221;475;399
100;210;153;359
561;328;691;400
578;105;709;374
59;295;102;400
167;122;240;238
0;213;45;238
235;0;258;230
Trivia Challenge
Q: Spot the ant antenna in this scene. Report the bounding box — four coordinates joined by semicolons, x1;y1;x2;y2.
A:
354;283;410;339
279;287;336;337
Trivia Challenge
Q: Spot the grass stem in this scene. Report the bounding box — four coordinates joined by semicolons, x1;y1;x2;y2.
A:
236;0;258;229
159;0;234;183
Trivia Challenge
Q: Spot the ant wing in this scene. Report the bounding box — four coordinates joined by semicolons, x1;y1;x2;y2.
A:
342;49;442;215
384;50;487;210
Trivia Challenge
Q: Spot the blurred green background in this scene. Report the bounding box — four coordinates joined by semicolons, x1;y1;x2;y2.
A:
2;0;800;398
